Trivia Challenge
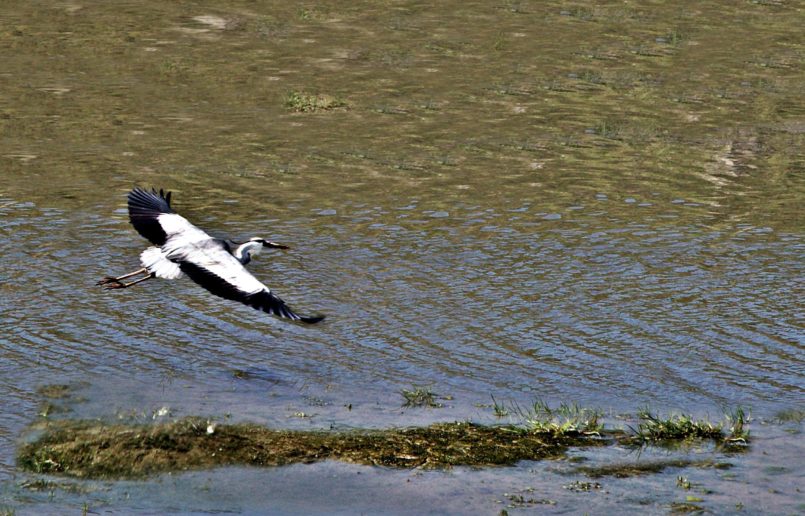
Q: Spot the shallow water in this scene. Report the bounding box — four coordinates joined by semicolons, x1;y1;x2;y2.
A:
7;426;805;515
1;0;803;513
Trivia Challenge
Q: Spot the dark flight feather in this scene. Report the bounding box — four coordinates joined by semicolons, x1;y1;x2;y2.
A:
178;260;324;324
127;188;174;246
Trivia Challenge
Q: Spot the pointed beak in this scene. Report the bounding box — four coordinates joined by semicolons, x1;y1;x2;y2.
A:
264;241;290;250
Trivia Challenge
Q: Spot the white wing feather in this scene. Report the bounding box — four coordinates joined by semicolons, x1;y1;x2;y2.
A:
157;213;211;244
164;239;267;295
140;247;183;279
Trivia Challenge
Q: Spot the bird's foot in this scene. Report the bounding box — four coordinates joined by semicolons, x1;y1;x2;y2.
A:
98;277;127;289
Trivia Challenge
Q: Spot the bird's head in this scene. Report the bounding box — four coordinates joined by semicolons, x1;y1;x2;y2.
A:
234;237;290;264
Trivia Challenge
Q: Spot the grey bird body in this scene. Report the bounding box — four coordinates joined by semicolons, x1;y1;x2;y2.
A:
97;188;324;324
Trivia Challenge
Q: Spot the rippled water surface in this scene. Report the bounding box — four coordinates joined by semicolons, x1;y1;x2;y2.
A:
1;0;803;513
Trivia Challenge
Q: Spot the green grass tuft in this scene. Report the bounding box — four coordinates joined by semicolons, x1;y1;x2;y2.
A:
633;407;723;442
627;406;752;446
513;400;603;436
725;406;750;443
491;395;509;417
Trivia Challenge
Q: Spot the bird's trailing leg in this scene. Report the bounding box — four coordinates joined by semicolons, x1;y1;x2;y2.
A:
97;268;152;289
103;272;155;289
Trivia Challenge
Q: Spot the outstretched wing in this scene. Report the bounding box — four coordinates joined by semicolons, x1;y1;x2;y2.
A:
128;187;324;324
128;188;209;247
173;241;324;324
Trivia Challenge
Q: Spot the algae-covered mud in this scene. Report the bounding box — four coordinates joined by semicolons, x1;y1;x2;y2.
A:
1;0;803;513
19;418;577;478
15;400;747;479
10;389;802;514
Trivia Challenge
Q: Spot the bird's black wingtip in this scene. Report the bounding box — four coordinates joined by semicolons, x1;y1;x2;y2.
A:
129;187;173;207
300;315;326;324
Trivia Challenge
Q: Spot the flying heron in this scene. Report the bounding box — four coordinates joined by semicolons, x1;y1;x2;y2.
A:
97;188;324;324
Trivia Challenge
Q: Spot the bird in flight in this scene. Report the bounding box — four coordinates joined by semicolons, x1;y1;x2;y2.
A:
97;188;324;324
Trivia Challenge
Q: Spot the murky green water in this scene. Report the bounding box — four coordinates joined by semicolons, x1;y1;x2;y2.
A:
1;1;803;513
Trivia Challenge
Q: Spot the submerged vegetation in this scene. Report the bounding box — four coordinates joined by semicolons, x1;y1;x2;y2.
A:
401;386;442;408
18;398;751;480
774;407;805;424
574;458;731;479
284;91;347;112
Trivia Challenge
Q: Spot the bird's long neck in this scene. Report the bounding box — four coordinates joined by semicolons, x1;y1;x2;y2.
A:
234;241;263;264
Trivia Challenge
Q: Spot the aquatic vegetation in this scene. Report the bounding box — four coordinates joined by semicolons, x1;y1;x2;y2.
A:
593;119;624;140
501;490;556;508
488;399;751;447
491;395;509;418
284;91;347;112
401;386;442;408
17;418;575;479
660;28;686;46
19;478;94;495
676;476;691;490
36;384;82;419
36;385;72;399
158;59;190;78
725;407;750;443
17;396;752;480
633;408;723;441
17;400;749;478
575;458;731;479
774;407;805;424
670;501;705;513
563;480;602;492
512;400;603;436
628;407;750;446
560;6;596;21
